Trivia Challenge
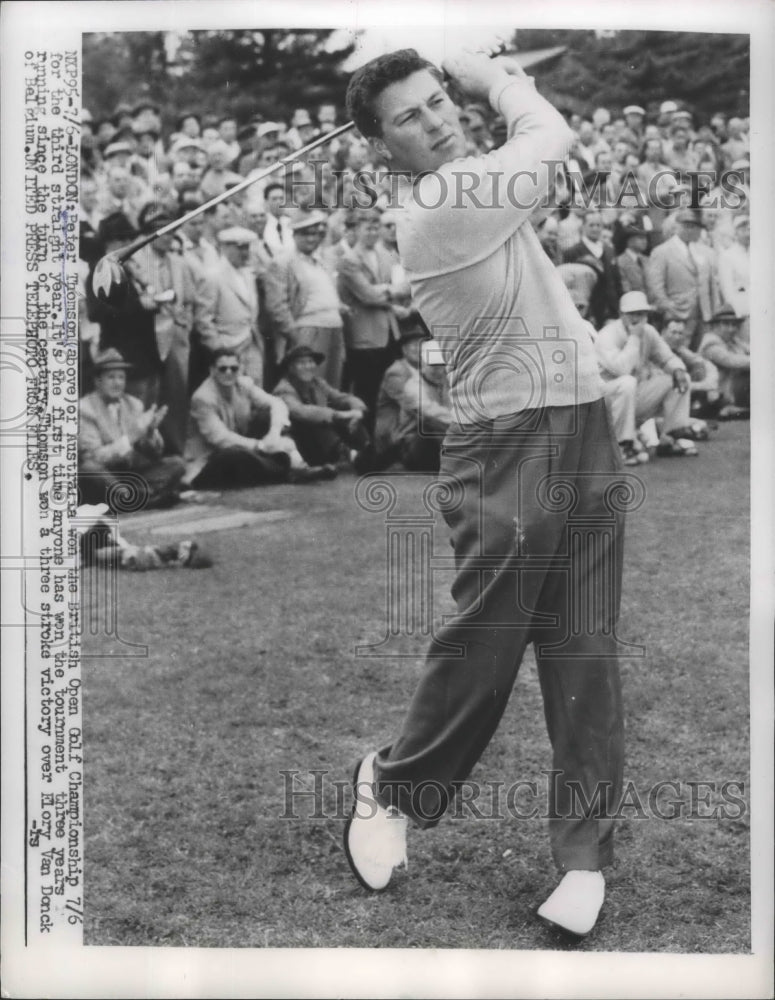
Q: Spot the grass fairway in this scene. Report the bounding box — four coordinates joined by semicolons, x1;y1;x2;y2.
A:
82;422;750;952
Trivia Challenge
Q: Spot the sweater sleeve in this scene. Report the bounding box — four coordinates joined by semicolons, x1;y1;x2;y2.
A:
400;77;574;277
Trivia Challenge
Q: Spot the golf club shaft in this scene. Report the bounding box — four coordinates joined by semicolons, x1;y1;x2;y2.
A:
114;120;356;263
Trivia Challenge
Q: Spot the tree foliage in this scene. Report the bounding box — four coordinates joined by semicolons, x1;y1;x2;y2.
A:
83;29;357;125
514;29;750;119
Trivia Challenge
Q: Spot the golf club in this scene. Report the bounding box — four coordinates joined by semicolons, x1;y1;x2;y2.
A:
90;120;356;303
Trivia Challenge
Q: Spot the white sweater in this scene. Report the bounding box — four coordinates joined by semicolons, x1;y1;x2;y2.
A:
397;77;603;424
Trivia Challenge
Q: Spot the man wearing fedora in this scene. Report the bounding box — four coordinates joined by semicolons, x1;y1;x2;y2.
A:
373;321;451;473
647;207;719;351
595;291;698;457
273;345;369;470
78;349;186;509
264;210;346;389
699;305;750;418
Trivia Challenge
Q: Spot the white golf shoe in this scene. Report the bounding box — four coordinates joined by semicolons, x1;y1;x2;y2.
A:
537;870;605;937
343;752;408;891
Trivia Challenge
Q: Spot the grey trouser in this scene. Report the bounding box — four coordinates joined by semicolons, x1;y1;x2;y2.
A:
375;399;626;872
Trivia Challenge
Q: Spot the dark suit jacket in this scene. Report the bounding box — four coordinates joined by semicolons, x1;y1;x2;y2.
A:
563;240;621;328
337;244;399;351
616;250;649;295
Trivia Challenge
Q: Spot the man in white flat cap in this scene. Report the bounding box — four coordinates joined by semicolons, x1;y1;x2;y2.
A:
264;209;346;388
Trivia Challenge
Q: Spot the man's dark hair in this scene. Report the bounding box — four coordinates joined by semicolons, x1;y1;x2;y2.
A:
346;48;442;139
264;181;285;199
210;347;240;366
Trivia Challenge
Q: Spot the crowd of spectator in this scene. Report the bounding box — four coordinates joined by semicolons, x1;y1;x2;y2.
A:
77;91;751;513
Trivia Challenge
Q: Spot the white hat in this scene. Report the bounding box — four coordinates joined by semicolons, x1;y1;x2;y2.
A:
104;141;133;157
289;208;329;232
172;137;205;154
660;100;679;114
217;226;257;245
257;122;281;138
623;105;646;116
619;290;652;313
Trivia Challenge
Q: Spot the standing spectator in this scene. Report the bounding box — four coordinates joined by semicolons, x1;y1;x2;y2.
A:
129;205;212;454
264;210;346;388
663;123;699;173
218;116;241;166
535;214;562;265
78;349;185;508
287;109;316;151
699;306;750;416
563;210;620;328
273;345;370;469
717;215;750;342
199;140;242;200
621;104;646;147
317;104;338;133
646;208;718;350
183;349;335;488
636;137;671;199
721;118;749;169
337;210;401;420
595;292;696;457
199;226;264;386
92;212;163;406
262;182;294;256
657;100;679;138
179;194;220;270
615;219;650;294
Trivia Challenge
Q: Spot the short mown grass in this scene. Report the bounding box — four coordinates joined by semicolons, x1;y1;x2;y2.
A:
82;422;750;952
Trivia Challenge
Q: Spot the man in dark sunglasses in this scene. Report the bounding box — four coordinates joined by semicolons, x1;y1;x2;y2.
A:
183;348;337;487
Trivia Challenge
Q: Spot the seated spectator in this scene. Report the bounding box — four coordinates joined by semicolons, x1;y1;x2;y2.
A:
661;318;720;419
78;349;186;508
374;324;451;474
273;345;371;470
595;292;698;460
699;306;750;418
556;262;598;322
183;349;336;488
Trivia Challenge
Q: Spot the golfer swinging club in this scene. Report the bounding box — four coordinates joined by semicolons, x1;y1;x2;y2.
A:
343;48;626;937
